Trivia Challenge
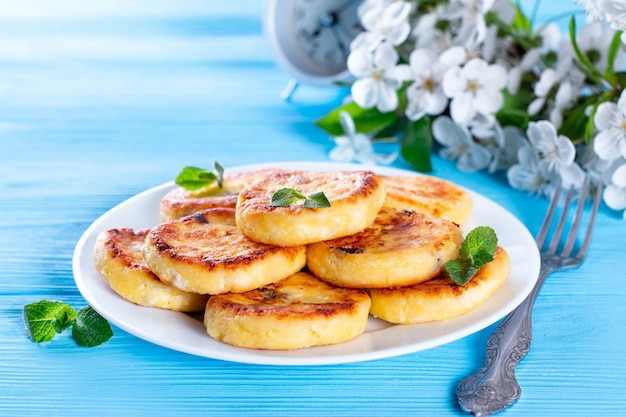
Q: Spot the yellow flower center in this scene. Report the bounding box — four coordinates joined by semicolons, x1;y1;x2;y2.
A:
467;80;479;93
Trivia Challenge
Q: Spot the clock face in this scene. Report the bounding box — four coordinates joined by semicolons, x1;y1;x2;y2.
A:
265;0;363;82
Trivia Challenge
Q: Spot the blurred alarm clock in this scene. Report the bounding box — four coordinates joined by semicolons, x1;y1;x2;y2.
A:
264;0;362;99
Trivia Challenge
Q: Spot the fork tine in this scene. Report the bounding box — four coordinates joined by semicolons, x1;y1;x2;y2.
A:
546;185;575;255
561;179;589;257
576;181;603;260
536;179;562;249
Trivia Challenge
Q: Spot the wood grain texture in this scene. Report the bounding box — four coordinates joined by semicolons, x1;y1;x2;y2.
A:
1;1;625;416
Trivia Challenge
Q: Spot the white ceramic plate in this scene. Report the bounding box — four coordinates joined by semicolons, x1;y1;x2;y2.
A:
73;161;540;366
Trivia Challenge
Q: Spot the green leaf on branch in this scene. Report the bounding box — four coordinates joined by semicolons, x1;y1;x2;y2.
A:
401;116;433;173
444;226;498;286
510;3;532;33
559;100;591;142
569;17;604;84
496;109;530;129
315;101;397;136
602;30;623;87
71;306;114;348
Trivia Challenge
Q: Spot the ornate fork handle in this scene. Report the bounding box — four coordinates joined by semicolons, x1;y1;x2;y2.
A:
457;266;552;416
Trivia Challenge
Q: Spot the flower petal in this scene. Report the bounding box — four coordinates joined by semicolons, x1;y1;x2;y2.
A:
603;183;626;211
442;66;465;97
347;48;373;77
594;131;622;160
439;46;467;68
457;145;491;172
376;80;399;112
450;92;476;125
374;42;399;70
432;116;466;147
478;64;508;90
329;144;355;162
338;111;356;137
612;163;626;187
351;77;379;109
474;88;503;114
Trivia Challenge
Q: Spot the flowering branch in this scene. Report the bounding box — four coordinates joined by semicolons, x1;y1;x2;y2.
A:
315;0;626;219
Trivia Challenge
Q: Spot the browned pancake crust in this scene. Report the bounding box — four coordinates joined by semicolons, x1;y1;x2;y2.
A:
307;207;463;288
160;168;285;221
381;175;472;225
143;208;307;294
204;271;371;350
368;246;510;323
93;227;209;312
235;169;386;246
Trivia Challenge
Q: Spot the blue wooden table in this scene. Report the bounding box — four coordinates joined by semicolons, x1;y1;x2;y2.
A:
1;1;625;416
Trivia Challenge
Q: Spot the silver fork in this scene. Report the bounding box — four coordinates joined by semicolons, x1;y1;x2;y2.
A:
456;179;603;417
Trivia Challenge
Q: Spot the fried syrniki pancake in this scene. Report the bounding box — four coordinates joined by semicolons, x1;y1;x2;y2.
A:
142;208;307;295
93;228;209;312
235;170;386;246
307;207;463;289
368;246;510;324
160;168;285;222
381;175;473;225
204;271;371;350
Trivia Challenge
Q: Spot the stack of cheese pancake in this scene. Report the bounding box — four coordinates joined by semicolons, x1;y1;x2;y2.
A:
93;168;510;350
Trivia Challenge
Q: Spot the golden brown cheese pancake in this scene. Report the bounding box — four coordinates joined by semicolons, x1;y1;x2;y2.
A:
160;168;285;222
93;228;209;312
142;208;306;295
381;175;473;225
368;246;510;324
307;207;463;288
235;170;386;246
204;271;371;350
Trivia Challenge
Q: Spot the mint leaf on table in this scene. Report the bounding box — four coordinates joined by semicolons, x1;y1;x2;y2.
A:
23;301;112;347
271;188;330;208
175;160;224;191
23;300;77;343
71;306;113;347
444;226;498;286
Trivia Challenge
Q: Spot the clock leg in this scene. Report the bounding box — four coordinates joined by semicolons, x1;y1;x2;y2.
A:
280;79;300;101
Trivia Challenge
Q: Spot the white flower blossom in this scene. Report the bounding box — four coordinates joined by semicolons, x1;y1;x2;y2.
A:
351;0;412;51
442;58;508;125
445;0;496;46
577;20;623;72
473;124;526;172
603;160;626;218
507;144;560;197
405;47;465;121
593;89;626;161
527;121;576;171
575;0;626;30
347;43;411;113
328;111;398;165
432;116;491;172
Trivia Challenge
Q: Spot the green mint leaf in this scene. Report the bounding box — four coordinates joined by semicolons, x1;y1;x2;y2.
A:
462;226;498;267
71;306;113;348
271;188;307;206
175;166;218;191
445;260;480;286
23;300;77;343
214;160;224;189
303;191;331;208
445;226;498;286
